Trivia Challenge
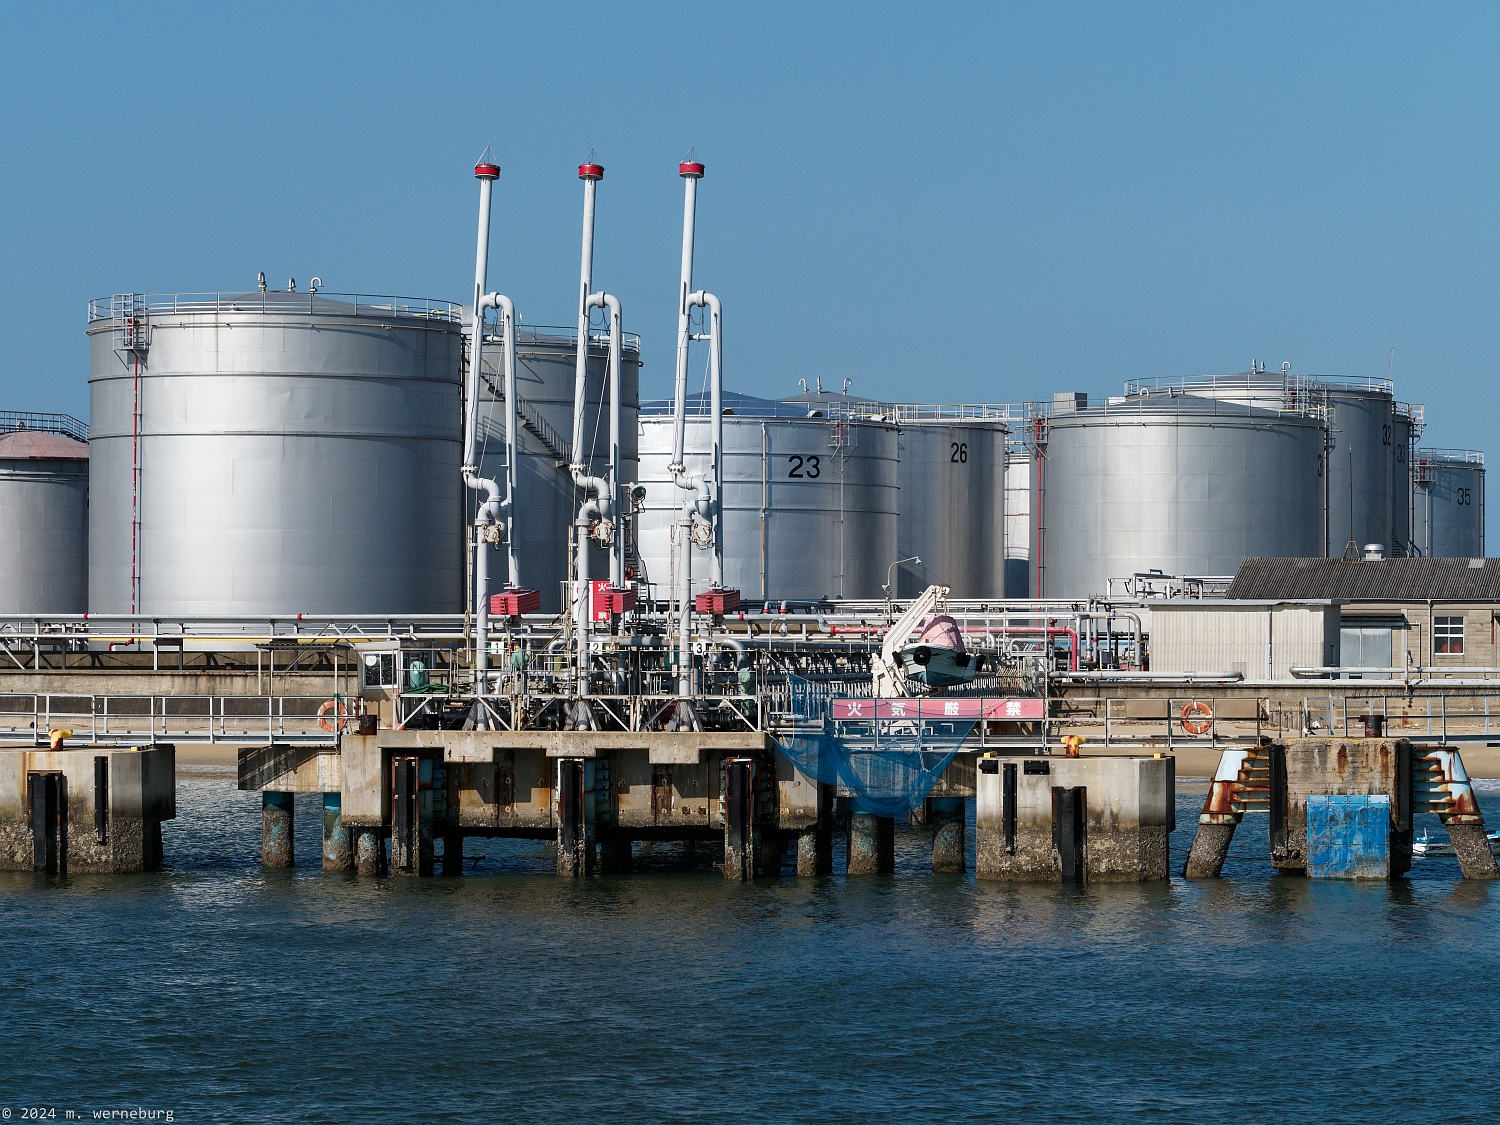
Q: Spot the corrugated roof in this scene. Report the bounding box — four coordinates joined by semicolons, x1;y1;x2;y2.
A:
0;431;88;460
1226;557;1500;601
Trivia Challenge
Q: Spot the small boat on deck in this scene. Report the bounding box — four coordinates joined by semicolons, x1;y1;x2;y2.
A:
900;614;981;689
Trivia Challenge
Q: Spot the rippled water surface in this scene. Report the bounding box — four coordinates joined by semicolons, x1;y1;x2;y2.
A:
4;769;1500;1123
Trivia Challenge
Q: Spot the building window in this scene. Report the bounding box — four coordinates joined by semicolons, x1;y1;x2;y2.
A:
1434;616;1465;655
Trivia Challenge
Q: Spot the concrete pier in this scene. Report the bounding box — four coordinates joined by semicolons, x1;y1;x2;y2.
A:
0;744;175;873
262;792;294;868
322;793;352;872
975;755;1173;882
847;813;895;875
1183;739;1499;881
929;797;966;873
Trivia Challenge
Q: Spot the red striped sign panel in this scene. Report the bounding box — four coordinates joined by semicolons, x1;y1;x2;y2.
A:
828;698;1046;720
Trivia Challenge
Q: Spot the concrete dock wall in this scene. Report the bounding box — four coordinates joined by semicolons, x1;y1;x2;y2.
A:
975;755;1174;882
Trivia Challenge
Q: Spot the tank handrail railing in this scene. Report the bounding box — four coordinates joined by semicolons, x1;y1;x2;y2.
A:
485;322;642;351
1123;372;1396;397
88;292;466;324
890;402;1024;423
0;411;89;441
1416;447;1485;465
1024;394;1328;423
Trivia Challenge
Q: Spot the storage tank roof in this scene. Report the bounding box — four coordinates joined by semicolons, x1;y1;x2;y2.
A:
0;430;88;459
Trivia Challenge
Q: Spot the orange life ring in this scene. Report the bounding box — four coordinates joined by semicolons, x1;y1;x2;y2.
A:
1180;701;1213;736
318;699;347;733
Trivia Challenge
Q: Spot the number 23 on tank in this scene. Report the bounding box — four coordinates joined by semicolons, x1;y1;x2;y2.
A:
787;455;820;478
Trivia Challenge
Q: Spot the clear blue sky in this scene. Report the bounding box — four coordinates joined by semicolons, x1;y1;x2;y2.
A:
3;3;1497;537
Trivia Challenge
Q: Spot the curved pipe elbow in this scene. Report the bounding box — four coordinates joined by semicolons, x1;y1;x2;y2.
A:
465;473;503;524
687;290;720;316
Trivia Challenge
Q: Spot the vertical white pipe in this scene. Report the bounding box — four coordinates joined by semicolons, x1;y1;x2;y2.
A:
467;157;501;684
689;291;723;586
671;163;702;471
577;514;591;693
572;162;602;471
491;295;520;588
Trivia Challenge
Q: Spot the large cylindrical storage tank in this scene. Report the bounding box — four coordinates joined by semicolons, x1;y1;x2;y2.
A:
0;420;89;612
1003;446;1031;598
1154;373;1397;555
634;395;899;602
890;412;1006;598
1032;392;1324;598
472;326;640;613
1412;449;1485;558
87;291;464;614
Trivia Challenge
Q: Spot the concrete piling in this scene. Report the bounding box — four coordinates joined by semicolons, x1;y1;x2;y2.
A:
353;827;384;876
321;792;352;872
1449;824;1499;880
796;781;835;876
262;791;294;868
847;813;894;875
929;797;966;873
1183;823;1236;879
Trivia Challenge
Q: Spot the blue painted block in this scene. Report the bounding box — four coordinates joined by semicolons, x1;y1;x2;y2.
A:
1306;795;1390;880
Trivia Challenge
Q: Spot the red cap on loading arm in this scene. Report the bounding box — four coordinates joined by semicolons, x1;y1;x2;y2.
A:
578;163;604;180
679;162;705;178
474;162;500;179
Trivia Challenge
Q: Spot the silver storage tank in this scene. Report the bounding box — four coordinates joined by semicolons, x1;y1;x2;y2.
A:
1146;373;1397;556
889;408;1007;598
634;394;899;602
1004;445;1031;598
1032;392;1325;598
472;325;640;613
1412;449;1485;558
0;417;89;613
87;291;464;614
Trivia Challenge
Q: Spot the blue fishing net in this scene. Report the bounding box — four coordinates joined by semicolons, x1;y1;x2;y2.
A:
774;676;975;818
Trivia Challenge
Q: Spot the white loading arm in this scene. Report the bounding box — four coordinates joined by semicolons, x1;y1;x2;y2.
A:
872;584;949;698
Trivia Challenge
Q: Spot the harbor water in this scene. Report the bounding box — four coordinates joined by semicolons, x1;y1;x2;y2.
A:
4;769;1500;1122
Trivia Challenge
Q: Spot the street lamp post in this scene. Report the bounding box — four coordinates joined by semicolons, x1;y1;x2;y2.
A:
883;556;921;622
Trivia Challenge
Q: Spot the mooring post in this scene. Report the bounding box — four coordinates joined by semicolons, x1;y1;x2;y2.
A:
847;812;895;875
390;757;432;876
28;771;64;875
723;757;758;881
322;792;352;872
600;833;633;874
556;758;594;876
262;791;294;868
797;781;835;876
441;831;464;876
929;796;966;873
